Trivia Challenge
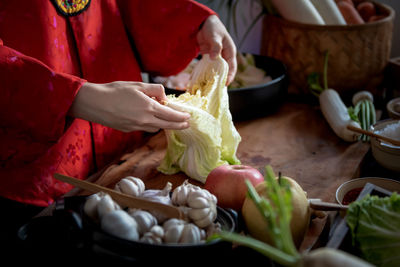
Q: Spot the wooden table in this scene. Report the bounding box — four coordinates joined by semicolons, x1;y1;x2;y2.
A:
90;100;370;204
30;99;374;264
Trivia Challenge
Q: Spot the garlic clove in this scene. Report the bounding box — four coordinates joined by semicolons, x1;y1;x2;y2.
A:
97;193;120;219
101;210;139;242
188;196;210;209
163;218;186;232
180;224;202;243
140;225;164;245
83;193;101;220
128;209;158;235
149;225;164;238
188;207;210;221
200;228;207;240
140;232;163;244
164;224;184;243
193;211;217;228
171;184;189;205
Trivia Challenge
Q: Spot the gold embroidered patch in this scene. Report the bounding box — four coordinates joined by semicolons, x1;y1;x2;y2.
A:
52;0;91;16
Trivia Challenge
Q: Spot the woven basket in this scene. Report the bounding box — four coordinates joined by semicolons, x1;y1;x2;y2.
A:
261;2;395;95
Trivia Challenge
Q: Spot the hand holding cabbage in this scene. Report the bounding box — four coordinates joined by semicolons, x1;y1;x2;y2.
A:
157;54;241;183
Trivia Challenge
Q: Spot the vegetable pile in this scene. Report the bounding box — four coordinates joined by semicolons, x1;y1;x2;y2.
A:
269;0;387;25
158;54;241;183
228;53;272;89
154;53;272;91
84;177;222;245
347;193;400;266
336;0;385;24
209;165;373;267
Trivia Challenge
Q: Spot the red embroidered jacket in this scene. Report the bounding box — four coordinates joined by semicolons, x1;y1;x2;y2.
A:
0;0;213;206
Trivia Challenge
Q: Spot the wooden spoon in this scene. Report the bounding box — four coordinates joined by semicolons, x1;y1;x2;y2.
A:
347;125;400;146
309;199;348;211
54;173;184;219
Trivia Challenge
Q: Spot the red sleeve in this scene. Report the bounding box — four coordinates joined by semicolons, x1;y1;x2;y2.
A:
117;0;215;77
0;43;86;141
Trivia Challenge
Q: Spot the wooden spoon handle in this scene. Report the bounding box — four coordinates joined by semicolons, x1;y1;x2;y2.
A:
309;199;348;211
54;173;183;219
346;125;400;146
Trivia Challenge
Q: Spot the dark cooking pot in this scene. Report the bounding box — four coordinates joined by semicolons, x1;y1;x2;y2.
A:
163;55;288;121
227;55;288;121
17;196;239;265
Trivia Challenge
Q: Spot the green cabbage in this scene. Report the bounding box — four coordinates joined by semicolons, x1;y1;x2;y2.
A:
346;193;400;267
157;54;241;183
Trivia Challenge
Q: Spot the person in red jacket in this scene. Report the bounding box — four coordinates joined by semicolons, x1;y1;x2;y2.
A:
0;0;237;245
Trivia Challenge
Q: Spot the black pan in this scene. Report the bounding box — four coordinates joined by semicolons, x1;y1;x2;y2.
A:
17;196;239;264
164;55;288;121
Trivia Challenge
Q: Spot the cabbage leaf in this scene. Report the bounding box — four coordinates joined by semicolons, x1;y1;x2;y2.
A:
346;193;400;267
157;54;241;183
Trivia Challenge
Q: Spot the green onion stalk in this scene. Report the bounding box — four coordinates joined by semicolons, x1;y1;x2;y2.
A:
350;99;376;142
308;51;329;97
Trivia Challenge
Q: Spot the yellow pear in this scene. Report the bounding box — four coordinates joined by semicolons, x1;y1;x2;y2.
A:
241;176;310;248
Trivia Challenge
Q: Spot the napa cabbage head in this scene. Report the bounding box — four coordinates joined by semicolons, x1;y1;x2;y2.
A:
157;54;241;183
346;193;400;267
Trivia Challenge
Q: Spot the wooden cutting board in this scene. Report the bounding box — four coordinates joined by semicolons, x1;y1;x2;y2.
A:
92;101;370;203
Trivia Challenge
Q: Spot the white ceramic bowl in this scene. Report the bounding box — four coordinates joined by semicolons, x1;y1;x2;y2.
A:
370;119;400;172
336;177;400;205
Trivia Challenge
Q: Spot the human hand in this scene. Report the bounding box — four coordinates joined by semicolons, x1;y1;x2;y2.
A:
197;15;237;85
68;81;190;133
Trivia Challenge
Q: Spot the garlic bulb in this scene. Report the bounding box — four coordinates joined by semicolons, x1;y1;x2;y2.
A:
140;225;164;244
128;209;158;235
171;180;217;228
163;218;187;243
141;182;173;223
101;210;139;242
171;179;201;206
163;218;205;244
97;193;120;219
83;192;120;220
83;193;102;220
163;218;186;231
114;176;145;197
187;190;217;228
141;182;172;205
180;223;204;243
